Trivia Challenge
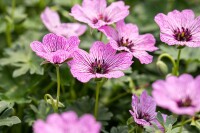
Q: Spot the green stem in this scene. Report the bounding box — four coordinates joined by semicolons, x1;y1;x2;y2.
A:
6;22;12;47
56;65;61;112
99;32;103;41
11;0;15;19
105;92;129;106
70;78;76;99
44;94;56;112
175;49;182;76
179;116;185;132
158;53;176;74
94;81;103;118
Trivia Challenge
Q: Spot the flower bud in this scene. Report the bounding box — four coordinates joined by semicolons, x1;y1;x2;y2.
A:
156;60;168;75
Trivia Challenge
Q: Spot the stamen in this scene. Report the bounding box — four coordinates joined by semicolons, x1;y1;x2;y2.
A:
174;27;192;41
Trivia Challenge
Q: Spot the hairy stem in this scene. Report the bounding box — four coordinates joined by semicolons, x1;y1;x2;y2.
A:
56;65;61;112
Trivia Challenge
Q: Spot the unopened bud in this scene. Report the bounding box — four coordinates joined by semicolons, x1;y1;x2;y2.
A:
156;61;168;75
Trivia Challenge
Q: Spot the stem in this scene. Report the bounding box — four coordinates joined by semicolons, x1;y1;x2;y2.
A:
175;49;181;76
99;32;103;41
70;78;76;99
56;65;61;112
105;92;129;106
94;81;102;118
44;94;56;112
179;116;185;132
11;0;15;19
158;53;176;74
6;22;12;47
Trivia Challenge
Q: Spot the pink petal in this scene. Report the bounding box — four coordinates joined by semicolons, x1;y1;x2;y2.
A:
65;36;80;53
89;41;116;60
98;26;118;41
30;41;46;53
116;20;139;39
42;33;68;52
132;34;157;52
132;51;153;64
70;5;96;27
41;7;61;32
104;1;129;24
69;50;95;83
82;0;107;14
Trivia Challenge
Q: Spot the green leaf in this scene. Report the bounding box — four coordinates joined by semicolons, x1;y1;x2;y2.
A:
0;31;44;77
156;111;164;125
110;126;128;133
0;101;21;127
165;115;177;127
24;100;53;126
0;116;21;126
66;96;113;126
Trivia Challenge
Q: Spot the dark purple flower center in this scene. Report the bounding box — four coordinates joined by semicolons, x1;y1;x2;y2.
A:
138;112;151;122
177;97;192;107
90;59;108;74
118;37;134;50
173;27;192;41
92;14;110;24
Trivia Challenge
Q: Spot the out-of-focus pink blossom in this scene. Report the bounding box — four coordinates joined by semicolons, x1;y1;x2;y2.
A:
155;9;200;47
68;41;133;83
70;0;129;29
152;74;200;116
41;7;87;38
30;33;80;64
99;20;158;64
33;111;101;133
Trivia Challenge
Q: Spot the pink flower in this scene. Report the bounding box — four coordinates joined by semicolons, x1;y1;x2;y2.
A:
129;91;157;126
99;20;158;64
41;7;87;38
33;111;101;133
69;41;133;83
152;74;200;116
70;0;129;29
30;33;80;64
154;9;200;47
129;91;166;132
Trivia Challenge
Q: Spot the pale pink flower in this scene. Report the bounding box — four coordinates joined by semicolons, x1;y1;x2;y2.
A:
155;9;200;47
152;74;200;116
99;20;158;64
70;0;129;29
30;33;80;64
33;111;101;133
69;41;133;83
41;7;87;38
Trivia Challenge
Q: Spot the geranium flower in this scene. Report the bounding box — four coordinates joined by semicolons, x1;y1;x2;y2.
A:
30;33;80;64
154;9;200;47
152;74;200;116
129;91;166;132
33;111;101;133
69;41;133;83
41;7;87;38
129;91;157;126
99;20;158;64
70;0;129;29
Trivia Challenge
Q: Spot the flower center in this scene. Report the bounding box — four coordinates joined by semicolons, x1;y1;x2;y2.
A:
173;27;192;41
177;97;192;107
138;112;151;122
92;14;110;24
119;37;134;50
90;59;108;74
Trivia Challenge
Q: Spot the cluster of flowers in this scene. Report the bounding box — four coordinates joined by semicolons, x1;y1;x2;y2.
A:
30;0;200;132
